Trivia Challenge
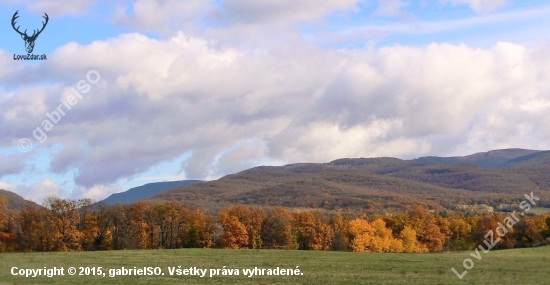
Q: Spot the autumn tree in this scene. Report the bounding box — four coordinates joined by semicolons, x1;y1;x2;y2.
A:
383;213;409;237
109;204;131;250
44;196;83;251
181;210;214;248
152;202;188;249
330;212;350;251
126;201;155;249
514;215;548;247
19;203;48;251
349;218;374;252
544;216;550;239
88;203;112;250
350;218;404;253
0;197;9;251
448;215;473;250
261;207;297;249
370;218;397;252
0;197;18;252
470;213;513;249
292;212;332;250
406;206;450;252
400;226;427;253
218;212;248;249
76;198;96;250
224;206;266;249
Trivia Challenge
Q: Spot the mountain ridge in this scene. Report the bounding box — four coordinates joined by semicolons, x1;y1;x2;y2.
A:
145;148;550;213
100;180;203;205
0;189;39;211
5;148;550;213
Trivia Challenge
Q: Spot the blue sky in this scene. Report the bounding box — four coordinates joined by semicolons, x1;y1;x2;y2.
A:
1;0;550;202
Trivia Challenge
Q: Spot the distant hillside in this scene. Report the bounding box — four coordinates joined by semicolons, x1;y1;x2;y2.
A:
0;189;38;211
146;149;550;213
414;148;542;168
502;150;550;167
101;180;203;204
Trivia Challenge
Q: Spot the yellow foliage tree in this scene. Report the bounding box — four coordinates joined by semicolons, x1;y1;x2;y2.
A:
349;218;374;252
370;218;394;252
400;226;428;253
350;218;409;253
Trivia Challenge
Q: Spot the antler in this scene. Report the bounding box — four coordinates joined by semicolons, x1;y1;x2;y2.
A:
11;10;27;38
30;13;49;39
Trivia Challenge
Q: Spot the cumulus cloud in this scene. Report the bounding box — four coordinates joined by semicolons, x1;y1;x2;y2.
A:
0;181;17;192
113;0;364;36
0;154;26;178
374;0;410;16
11;179;66;203
211;139;278;178
3;0;97;16
212;0;361;25
70;184;122;201
442;0;507;13
1;180;120;202
113;0;213;34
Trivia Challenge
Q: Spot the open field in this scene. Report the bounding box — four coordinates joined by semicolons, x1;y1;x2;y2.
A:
529;207;550;215
1;247;549;285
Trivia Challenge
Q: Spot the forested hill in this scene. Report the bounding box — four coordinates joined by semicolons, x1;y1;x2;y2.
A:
147;148;550;213
4;148;550;214
100;180;203;204
0;189;39;211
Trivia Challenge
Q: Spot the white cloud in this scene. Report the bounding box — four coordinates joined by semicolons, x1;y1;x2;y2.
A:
70;184;122;201
213;0;361;24
0;154;26;178
212;139;276;178
113;0;213;34
12;179;66;203
4;0;97;16
113;0;364;35
442;0;507;13
269;120;419;162
1;179;120;202
0;182;17;192
374;0;410;16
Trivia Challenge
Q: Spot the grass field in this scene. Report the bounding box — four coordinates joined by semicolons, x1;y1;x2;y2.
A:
1;246;549;285
529;207;550;215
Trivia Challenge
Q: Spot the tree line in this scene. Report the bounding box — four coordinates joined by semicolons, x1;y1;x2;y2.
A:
0;196;549;253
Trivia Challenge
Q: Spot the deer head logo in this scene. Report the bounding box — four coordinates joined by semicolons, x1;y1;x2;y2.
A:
11;11;49;54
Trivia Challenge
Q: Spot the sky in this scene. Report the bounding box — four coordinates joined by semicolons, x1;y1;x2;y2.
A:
1;0;550;202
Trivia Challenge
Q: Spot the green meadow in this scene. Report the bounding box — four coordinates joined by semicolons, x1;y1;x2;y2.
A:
1;246;549;285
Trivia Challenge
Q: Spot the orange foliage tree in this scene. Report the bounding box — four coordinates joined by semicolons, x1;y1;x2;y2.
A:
0;197;17;252
218;211;248;249
292;212;333;250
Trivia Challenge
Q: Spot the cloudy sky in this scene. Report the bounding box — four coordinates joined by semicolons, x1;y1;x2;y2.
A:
1;0;550;202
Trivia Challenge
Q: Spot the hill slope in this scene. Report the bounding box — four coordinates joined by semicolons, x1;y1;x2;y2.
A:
0;189;39;211
101;180;203;204
146;149;550;213
413;148;542;167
